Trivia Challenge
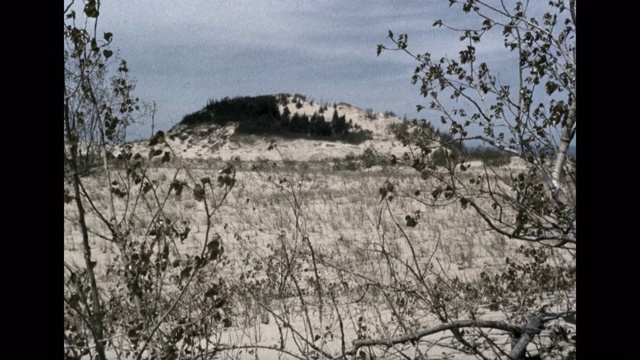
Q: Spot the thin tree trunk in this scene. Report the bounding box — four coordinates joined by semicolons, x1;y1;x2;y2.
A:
65;83;108;360
509;314;543;360
550;98;576;198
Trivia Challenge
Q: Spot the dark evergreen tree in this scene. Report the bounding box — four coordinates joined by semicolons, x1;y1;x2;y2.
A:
289;113;302;133
309;113;322;136
281;106;291;119
331;110;349;136
299;113;310;134
317;115;332;137
279;106;291;130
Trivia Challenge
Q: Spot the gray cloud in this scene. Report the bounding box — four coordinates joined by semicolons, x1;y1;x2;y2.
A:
75;0;535;140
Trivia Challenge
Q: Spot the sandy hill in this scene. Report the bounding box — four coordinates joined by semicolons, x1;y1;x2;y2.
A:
134;93;408;162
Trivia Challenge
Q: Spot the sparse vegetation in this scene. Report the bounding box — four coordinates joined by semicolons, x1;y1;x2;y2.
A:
364;108;377;120
465;146;512;167
332;146;389;171
375;0;576;358
65;1;575;359
180;95;373;144
388;120;513;167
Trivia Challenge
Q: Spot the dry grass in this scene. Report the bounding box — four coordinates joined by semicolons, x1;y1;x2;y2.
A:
65;154;577;360
64;162;520;274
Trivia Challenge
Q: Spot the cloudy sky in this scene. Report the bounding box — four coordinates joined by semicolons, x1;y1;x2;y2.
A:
70;0;546;140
